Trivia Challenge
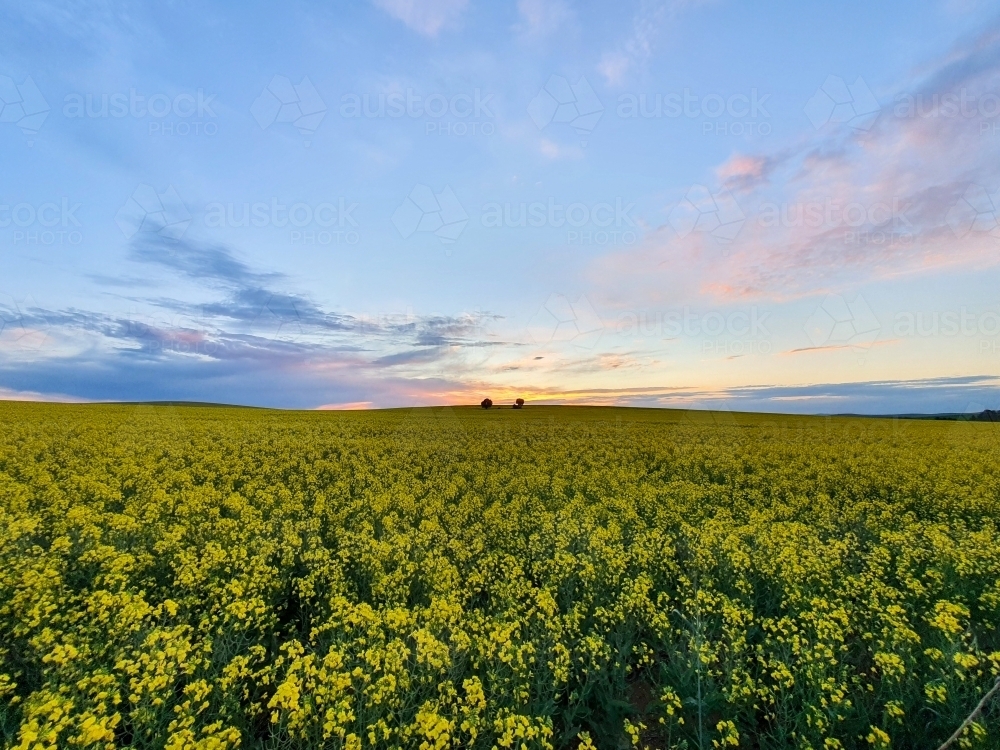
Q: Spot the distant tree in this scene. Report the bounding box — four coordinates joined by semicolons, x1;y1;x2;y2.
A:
513;398;525;409
481;398;493;409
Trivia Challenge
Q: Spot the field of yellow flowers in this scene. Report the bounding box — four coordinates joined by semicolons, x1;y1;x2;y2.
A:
1;401;999;749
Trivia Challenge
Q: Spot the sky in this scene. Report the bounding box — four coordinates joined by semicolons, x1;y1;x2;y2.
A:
1;0;1000;413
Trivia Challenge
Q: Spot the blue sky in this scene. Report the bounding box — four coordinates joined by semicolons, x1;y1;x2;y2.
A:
1;0;1000;412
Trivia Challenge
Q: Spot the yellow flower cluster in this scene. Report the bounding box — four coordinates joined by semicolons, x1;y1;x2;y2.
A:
1;402;999;748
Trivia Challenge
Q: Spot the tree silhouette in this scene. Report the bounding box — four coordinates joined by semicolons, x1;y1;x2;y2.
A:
480;398;493;409
513;398;524;409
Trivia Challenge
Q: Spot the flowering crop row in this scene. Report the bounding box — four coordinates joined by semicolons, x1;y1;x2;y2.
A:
1;403;998;749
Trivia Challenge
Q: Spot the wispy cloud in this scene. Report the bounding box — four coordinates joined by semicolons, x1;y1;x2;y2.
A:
514;0;573;39
591;19;1000;305
370;0;468;36
597;0;708;85
129;238;283;289
0;241;509;406
1;0;146;49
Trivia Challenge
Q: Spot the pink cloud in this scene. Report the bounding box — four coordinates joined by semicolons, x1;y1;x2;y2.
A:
716;153;781;191
589;21;1000;306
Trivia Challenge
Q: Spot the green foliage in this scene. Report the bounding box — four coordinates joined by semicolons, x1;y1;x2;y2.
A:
1;402;999;749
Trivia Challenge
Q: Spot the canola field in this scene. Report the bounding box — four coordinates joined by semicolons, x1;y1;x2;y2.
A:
1;402;999;750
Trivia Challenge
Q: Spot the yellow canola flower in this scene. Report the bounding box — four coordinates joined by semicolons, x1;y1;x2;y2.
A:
3;402;1000;750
